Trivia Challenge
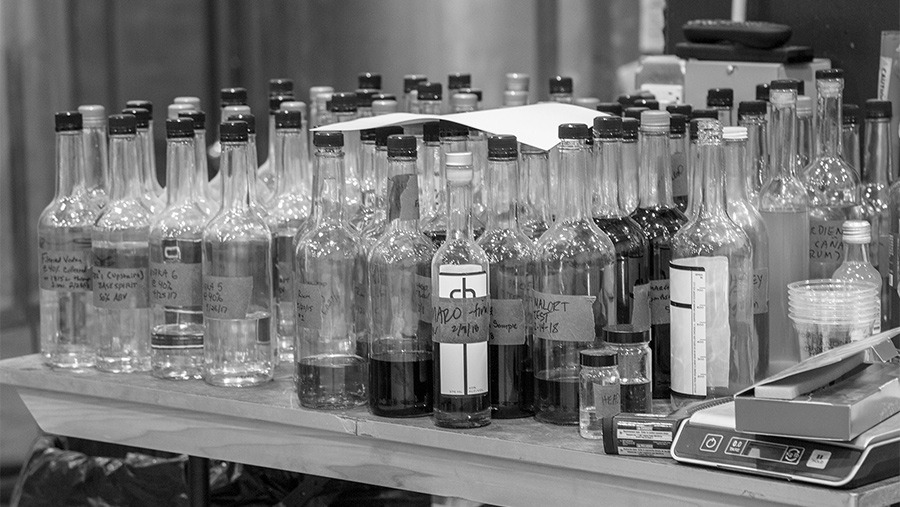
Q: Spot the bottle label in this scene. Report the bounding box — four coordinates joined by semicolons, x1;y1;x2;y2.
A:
648;279;671;325
531;290;596;342
150;240;202;308
415;274;433;324
40;248;93;292
631;282;651;328
93;266;149;309
388;174;420;222
489;299;526;345
273;235;294;302
433;265;490;344
439;341;488;395
593;382;622;420
752;267;769;314
671;150;688;199
202;276;253;319
296;282;325;330
809;219;844;266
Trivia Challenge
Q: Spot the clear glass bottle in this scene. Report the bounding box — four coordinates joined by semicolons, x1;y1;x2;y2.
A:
796;96;814;172
403;74;427;113
889;179;900;328
738;101;770;205
356;88;377;118
308;85;334;130
602;325;651;413
629;111;688;399
707;88;734;126
418;122;441;232
686;118;703;220
802;69;861;279
149;118;207;380
351;128;378;233
671;120;755;405
78;105;109;210
279;101;311;185
295;131;368;409
670;114;690;213
723;126;769;380
579;349;620;439
431;151;491;428
503;91;528;107
619;118;640;215
359;126;405;246
257;94;295;204
833;220;882;334
202;121;274;387
417;82;443;115
266;111;310;364
92;114;153;373
423;121;467;248
759;80;809;375
592;116;650;329
368;135;435;417
225;113;268;222
476;135;535;419
123;107;164;214
39;111;100;369
177;110;216;217
330;92;362;215
533;124;616;425
549;76;574;103
505;72;530;94
842;104;862;180
519;144;551;240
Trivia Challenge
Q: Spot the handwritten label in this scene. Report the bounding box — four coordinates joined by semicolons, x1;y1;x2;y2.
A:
203;276;253;319
631;282;651;329
489;299;526;345
648;279;670;325
295;282;324;330
150;262;201;307
388;174;420;222
752;267;769;314
531;290;596;342
273;235;295;302
809;219;844;264
433;297;490;343
93;267;149;309
671;151;687;199
415;274;433;323
594;383;622;420
40;249;92;291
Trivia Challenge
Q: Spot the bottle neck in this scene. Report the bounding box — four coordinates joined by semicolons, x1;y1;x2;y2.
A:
696;135;728;217
83;125;108;192
593;138;622;218
557;138;590;220
864;119;891;185
521;148;550;221
420;100;442;115
843;240;870;264
108;134;142;201
136;127;156;190
485;156;519;230
220;140;255;212
165;138;195;206
312;147;345;224
426;141;445;216
267;113;276;162
375;146;389;203
741;115;768;190
193;130;209;198
815;81;843;157
274;129;303;195
724;138;750;204
638;129;671;208
769;91;799;181
386;155;420;230
446;180;473;240
55;130;85;197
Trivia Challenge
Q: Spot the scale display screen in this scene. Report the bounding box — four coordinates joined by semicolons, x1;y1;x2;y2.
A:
724;437;802;464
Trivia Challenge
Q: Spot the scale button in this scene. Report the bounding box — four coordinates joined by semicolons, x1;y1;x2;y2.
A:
784;447;803;464
806;450;831;469
700;434;723;453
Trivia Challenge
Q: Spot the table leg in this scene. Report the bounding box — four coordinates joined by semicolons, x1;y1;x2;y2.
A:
186;455;209;507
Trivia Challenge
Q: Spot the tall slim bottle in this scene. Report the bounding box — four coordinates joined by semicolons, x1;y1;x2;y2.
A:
549;76;574;103
759;80;809;374
149;118;207;380
630;111;687;398
403;75;427;113
738;101;770;205
359;126;405;245
802;69;860;279
369;135;435;417
707;88;734;126
123;107;164;214
670;114;690;213
843;104;862;179
40;112;101;369
351;128;378;233
258;93;295;204
796;96;814;171
92;114;152;373
431;151;491;428
177;110;216;217
295;132;368;408
417;82;443;115
671;120;755;405
723;126;769;379
331;92;362;215
202;121;274;387
78;105;109;210
519;144;551;240
356;88;377;118
419;122;441;234
533;124;615;425
423;121;467;248
619;118;640;215
477;135;535;419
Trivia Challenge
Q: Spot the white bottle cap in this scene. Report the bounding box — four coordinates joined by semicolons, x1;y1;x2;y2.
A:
372;99;398;115
309;86;334;104
504;90;528;107
452;93;478;110
174;96;202;111
78;105;106;127
505;73;530;92
575;97;600;109
722;126;748;140
223;105;251;118
796;96;813;115
640;110;670;131
280;101;307;113
842;220;871;244
446;152;474;183
167;103;195;120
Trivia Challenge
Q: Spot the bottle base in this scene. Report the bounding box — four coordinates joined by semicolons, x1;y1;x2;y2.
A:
152;367;203;381
370;406;432;418
433;409;491;429
203;370;272;387
46;354;96;371
491;406;534;419
95;356;150;373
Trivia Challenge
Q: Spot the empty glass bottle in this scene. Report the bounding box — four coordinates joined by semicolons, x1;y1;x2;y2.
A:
330;92;362;215
40;112;101;369
149;118;207;380
226;113;268;222
177;110;216;217
619;118;640;215
842;104;862;179
670;114;690;213
707;88;734;126
738;101;770;205
431;151;491;428
549;76;574;103
802;69;860;279
92;114;153;373
258;93;296;204
351;128;377;233
359;126;405;246
202;121;274;387
796;95;814;172
533;124;615;425
417;82;443;115
123;107;164;214
671;120;755;405
423;121;468;248
295;131;368;409
833;220;882;334
477;135;535;419
519;144;551;240
403;74;427;113
368;135;435;417
78;105;109;210
308;85;334;130
418;122;441;232
356;88;377;118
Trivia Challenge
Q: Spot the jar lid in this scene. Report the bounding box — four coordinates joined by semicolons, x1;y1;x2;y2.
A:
580;349;618;367
602;324;651;344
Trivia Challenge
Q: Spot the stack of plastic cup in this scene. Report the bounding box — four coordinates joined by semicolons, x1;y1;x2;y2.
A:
788;279;880;360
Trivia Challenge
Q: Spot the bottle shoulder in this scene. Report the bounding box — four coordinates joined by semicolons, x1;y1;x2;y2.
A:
672;216;752;259
630;207;685;239
476;228;535;263
433;238;490;268
833;262;882;286
39;195;101;229
535;220;615;264
94;199;154;231
203;209;271;242
369;229;434;266
296;222;364;260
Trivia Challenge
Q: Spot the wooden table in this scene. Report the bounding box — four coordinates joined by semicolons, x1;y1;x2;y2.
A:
1;354;897;507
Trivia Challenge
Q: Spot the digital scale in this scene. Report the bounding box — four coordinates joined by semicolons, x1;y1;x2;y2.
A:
671;400;900;488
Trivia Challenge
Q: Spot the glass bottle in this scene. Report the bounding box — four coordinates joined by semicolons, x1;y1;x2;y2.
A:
519;144;551;240
358;126;405;246
629;111;687;399
686;119;703;220
579;349;620;440
738;101;770;205
403;74;427;113
549;76;574;103
266;111;310;364
368;135;435;417
671;120;755;405
356;88;377;118
759;80;809;374
177;110;216;217
503;91;528;107
202;121;274;387
351;128;378;233
279;100;312;195
842;104;862;180
149;118;207;380
417;82;443;115
802;69;861;279
505;72;530;95
372;98;398;116
832;220;882;334
476;135;535;419
423;121;466;248
418;122;441;233
295;131;368;408
92;114;153;373
257;94;295;204
889;179;900;328
39;112;100;369
533;123;616;425
723;126;769;380
707;88;734;126
78;105;109;210
602;325;652;413
330;92;362;215
431;151;491;428
309;85;333;128
619;118;640;215
796;96;814;171
123;107;164;214
592;116;650;329
225;113;267;221
670;114;690;213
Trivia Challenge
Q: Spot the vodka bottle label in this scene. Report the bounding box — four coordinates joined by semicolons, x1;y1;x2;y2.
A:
388;174;420;222
150;240;201;308
273;236;294;302
93;266;149;309
752;267;769;314
40;247;92;291
531;289;597;342
809;219;845;266
648;279;671;325
415;274;433;323
295;282;324;329
489;299;526;345
203;275;253;319
433;265;489;344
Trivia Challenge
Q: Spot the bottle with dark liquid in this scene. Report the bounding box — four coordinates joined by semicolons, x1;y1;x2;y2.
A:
368;135;435;417
477;135;535;419
431;151;491;428
533;124;615;425
629;111;688;399
295;132;368;408
519;144;551;240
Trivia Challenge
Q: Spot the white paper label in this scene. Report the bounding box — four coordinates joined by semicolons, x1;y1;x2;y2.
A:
435;264;489;396
439;341;488;395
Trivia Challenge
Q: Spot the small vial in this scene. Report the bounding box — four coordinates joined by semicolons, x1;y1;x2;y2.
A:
579;349;620;440
602;325;652;413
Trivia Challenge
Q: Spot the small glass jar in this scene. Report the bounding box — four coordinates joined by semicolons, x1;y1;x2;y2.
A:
603;324;652;413
579;349;620;439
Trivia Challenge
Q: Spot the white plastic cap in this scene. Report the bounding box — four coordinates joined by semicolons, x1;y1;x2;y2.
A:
309;86;334;104
167;103;195;120
446;152;474;183
722;126;748;140
640;110;670;131
78;105;106;127
575;97;600;109
503;90;528;107
842;220;871;244
174;96;201;111
452;93;478;109
223;105;251;117
796;96;813;115
280;101;306;113
505;73;530;92
372;99;398;115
